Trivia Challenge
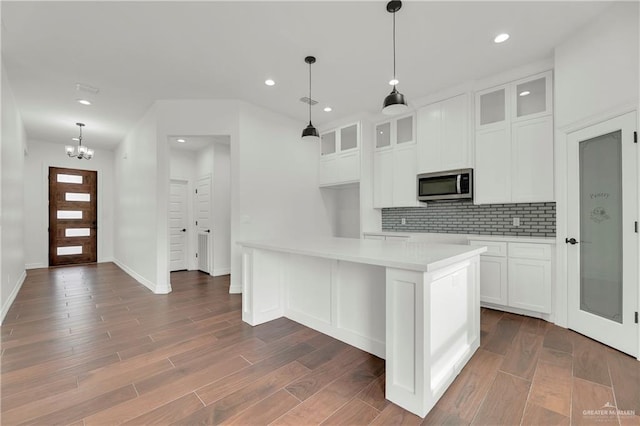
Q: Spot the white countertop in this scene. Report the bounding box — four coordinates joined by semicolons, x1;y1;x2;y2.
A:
238;237;486;273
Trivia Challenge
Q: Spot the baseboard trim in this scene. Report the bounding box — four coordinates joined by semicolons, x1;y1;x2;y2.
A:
212;267;231;277
1;270;27;325
229;285;242;294
112;258;156;294
25;263;47;270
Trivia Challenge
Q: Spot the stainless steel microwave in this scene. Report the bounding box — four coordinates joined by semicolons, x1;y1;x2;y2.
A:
417;169;473;201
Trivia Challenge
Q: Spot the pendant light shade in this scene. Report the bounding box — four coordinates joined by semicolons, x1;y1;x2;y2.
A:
382;1;409;115
301;56;320;142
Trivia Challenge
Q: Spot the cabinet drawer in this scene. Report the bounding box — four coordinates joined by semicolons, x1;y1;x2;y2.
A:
468;240;507;257
508;243;551;260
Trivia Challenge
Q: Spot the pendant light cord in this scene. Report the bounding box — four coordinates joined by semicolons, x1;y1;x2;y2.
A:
78;125;83;148
392;10;397;85
308;62;312;124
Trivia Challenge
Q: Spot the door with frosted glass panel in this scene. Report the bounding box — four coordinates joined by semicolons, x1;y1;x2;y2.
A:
49;167;97;266
567;112;638;357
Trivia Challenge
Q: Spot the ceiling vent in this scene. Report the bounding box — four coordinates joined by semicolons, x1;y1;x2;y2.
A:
76;83;100;94
299;97;318;106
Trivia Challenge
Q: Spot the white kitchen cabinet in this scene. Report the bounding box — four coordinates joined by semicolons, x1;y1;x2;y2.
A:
474;70;554;204
474;127;511;204
319;122;360;187
511;116;554;202
469;239;552;316
373;113;421;208
468;240;508;305
417;93;471;174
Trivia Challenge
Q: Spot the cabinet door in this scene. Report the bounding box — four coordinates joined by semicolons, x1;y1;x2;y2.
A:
479;256;508;305
393;144;417;207
511;116;554;202
416;103;441;173
441;94;470;170
321;131;337;156
395;115;414;145
476;85;508;129
339;150;360;183
512;71;553;122
508;258;551;313
340;123;359;152
474;127;511;204
373;149;394;208
376;122;392;149
318;157;339;186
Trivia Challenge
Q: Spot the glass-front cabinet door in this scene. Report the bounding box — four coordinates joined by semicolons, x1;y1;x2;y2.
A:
476;86;507;128
340;124;358;151
512;70;553;122
320;130;336;156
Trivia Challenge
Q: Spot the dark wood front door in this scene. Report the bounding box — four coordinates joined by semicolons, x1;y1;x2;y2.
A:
49;167;98;266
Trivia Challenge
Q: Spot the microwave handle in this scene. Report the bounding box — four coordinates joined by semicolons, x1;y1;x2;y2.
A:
456;174;461;194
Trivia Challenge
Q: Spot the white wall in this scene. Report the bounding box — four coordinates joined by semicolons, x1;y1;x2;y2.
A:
553;2;639;328
170;148;197;181
1;68;26;323
113;104;165;293
23;140;115;269
213;143;231;275
231;102;333;291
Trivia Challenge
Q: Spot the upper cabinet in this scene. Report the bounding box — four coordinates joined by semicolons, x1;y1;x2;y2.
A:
417;93;471;174
474;71;554;204
373;113;421;208
318;122;361;187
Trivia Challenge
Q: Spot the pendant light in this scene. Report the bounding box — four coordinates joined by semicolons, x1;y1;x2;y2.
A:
382;1;409;115
301;56;320;141
65;123;94;160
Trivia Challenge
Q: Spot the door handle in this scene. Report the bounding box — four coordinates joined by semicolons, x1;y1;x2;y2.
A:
181;228;186;232
565;237;579;245
205;229;211;233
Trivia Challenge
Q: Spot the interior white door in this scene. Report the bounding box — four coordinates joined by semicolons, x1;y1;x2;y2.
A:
169;180;188;271
567;111;638;357
196;175;212;273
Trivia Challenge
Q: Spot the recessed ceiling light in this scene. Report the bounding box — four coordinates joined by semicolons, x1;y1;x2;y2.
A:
324;107;332;112
519;91;531;96
77;99;91;106
176;138;186;143
265;79;275;86
389;79;399;86
494;33;510;43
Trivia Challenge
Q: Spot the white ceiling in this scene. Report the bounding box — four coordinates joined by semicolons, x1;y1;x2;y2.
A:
1;1;611;150
168;135;230;152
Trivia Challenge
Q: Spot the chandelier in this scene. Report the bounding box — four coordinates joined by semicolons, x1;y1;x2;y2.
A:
65;122;94;160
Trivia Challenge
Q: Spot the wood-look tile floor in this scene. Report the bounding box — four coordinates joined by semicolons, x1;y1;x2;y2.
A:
1;263;638;425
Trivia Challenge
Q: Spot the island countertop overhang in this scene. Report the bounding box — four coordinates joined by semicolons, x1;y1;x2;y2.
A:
238;237;487;273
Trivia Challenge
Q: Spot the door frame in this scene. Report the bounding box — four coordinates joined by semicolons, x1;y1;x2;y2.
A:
555;104;640;360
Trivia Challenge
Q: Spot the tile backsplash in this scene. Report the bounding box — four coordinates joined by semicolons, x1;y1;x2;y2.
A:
382;201;556;237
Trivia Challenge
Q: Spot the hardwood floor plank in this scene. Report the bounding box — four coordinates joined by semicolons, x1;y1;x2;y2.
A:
369;403;424;425
320;398;380;425
0;375;78;412
84;356;251;425
284;347;372;401
238;328;319;364
572;332;612;387
421;406;469;426
521;402;570;426
482;313;523;355
538;346;573;369
168;336;264;368
543;326;574;354
295;337;350;370
356;374;388;412
195;342;315;405
120;392;205;425
274;356;384;425
224;389;301;425
500;331;543;380
471;371;530;425
571;377;618;425
435;349;504;423
528;360;573;417
606;348;640;417
178;361;310;424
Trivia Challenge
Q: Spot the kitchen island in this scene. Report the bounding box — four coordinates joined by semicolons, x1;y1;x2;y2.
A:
238;237;486;418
